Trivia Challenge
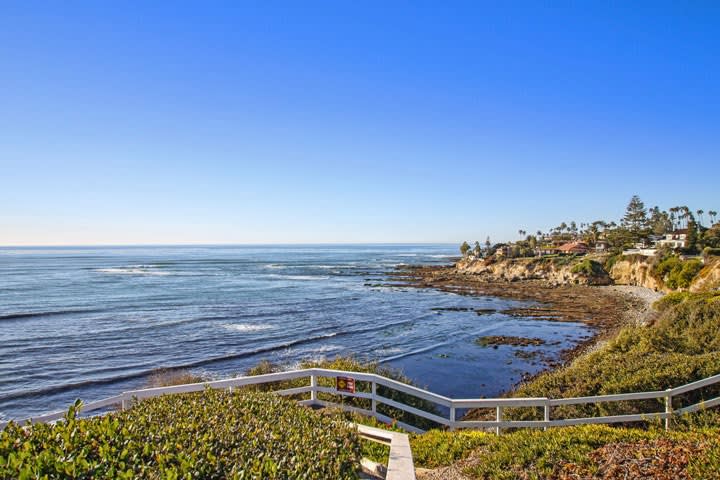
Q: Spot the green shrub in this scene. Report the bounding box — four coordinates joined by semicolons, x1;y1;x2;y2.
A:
655;254;682;278
653;291;698;311
603;253;622;272
666;259;703;289
0;390;361;479
653;255;703;289
704;247;720;257
570;259;605;276
244;356;443;430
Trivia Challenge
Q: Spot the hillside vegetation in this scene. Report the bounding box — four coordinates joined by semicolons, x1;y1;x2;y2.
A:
414;425;720;480
504;291;720;420
0;390;360;479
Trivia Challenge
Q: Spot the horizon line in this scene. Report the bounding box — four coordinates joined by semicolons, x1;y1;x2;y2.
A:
0;241;460;248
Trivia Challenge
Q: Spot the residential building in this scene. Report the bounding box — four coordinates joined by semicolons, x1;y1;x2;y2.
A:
656;230;688;250
557;241;589;255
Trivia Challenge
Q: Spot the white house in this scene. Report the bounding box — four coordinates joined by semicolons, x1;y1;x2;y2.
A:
655;230;687;250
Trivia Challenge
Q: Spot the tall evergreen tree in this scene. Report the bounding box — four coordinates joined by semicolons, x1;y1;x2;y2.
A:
649;206;671;236
621;195;648;235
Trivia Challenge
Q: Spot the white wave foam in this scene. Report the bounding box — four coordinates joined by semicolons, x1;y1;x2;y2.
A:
221;323;274;333
376;347;404;356
305;344;342;354
264;264;286;269
96;266;171;276
288;275;330;281
266;274;330;281
313;264;361;269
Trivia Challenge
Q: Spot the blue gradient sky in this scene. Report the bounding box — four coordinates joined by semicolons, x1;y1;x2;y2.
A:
1;2;718;245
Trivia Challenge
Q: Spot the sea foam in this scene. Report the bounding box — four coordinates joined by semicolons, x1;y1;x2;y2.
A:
96;266;171;276
221;323;274;333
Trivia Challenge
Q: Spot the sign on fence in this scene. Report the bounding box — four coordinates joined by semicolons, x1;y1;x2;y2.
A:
336;376;355;393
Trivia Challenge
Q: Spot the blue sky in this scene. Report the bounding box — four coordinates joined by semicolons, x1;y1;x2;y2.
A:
1;2;718;245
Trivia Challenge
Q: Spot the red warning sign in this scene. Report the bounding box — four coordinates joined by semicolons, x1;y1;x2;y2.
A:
336;376;356;393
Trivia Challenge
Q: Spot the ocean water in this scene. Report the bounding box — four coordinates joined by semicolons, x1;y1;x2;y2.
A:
0;245;592;421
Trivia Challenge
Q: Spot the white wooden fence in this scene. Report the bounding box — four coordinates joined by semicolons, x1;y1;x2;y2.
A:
3;369;720;479
3;369;720;434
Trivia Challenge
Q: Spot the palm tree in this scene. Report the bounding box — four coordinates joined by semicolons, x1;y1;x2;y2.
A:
685;206;693;225
678;207;691;230
709;210;718;225
697;209;705;227
669;207;677;231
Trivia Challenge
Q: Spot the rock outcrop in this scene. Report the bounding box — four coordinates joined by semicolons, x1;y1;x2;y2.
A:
454;254;720;292
690;258;720;292
609;256;665;292
455;256;612;286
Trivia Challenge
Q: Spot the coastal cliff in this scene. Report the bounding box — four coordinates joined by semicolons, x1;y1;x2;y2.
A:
455;256;612;286
455;254;720;293
690;257;720;292
608;256;665;291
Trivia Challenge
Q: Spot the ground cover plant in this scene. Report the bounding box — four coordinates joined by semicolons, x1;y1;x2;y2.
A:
460;424;720;480
490;291;720;422
0;389;361;479
358;421;720;479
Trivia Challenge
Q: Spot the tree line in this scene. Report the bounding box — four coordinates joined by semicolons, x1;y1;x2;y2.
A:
460;195;719;258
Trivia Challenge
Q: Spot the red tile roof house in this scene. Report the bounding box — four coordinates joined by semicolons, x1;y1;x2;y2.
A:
557;241;589;255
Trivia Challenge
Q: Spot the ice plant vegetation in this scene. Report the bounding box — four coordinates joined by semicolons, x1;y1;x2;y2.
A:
0;390;361;479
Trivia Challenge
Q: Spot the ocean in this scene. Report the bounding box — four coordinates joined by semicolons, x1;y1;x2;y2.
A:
0;244;592;421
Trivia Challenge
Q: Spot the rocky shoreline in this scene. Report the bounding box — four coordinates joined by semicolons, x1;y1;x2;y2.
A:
389;264;663;366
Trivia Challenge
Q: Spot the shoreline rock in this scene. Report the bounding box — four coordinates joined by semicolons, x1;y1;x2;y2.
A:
391;263;658;373
454;255;613;286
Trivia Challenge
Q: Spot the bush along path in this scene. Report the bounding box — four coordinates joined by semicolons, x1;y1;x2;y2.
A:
0;390;361;479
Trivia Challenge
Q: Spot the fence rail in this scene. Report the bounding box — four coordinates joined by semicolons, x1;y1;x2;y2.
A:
3;368;720;435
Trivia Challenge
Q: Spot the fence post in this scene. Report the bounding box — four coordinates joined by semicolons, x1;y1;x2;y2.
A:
310;374;318;403
449;404;456;431
120;395;127;411
665;389;673;431
496;406;503;436
544;399;550;431
371;381;377;415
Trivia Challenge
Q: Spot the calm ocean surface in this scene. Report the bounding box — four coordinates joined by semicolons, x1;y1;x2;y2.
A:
0;245;592;421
